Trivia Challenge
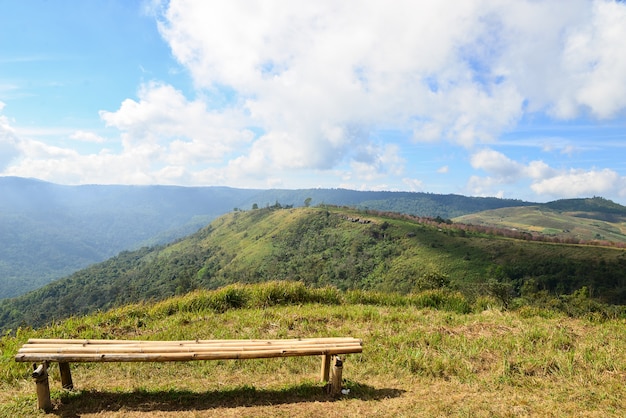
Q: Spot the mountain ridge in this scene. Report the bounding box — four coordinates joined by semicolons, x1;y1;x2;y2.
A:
2;176;625;300
0;177;532;298
1;204;625;333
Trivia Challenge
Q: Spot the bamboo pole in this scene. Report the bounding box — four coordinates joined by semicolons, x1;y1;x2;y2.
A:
320;354;332;382
26;337;361;345
32;362;52;411
18;340;361;349
17;342;361;354
16;338;363;364
16;345;363;363
59;362;73;390
329;356;344;396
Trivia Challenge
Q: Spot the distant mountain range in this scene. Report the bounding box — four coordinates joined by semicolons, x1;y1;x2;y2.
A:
2;176;625;299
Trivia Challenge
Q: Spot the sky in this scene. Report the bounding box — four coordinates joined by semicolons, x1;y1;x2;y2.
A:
1;0;626;204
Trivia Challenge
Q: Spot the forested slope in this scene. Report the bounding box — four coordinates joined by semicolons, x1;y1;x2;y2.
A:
0;178;532;299
1;205;625;332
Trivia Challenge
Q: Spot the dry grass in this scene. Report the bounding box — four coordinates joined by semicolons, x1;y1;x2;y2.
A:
2;290;625;417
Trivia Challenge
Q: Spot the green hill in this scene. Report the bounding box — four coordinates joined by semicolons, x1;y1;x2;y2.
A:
454;197;626;244
1;282;625;417
0;177;532;299
543;196;626;214
1;205;625;333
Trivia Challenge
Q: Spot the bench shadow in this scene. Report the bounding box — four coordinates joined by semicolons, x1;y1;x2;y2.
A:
53;383;404;416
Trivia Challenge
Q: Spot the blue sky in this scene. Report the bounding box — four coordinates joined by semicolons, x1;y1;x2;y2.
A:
1;1;626;204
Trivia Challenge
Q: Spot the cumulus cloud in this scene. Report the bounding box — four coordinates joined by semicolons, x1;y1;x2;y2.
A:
470;149;526;182
561;1;626;118
159;1;528;154
150;0;626;185
3;0;626;193
495;0;626;119
1;85;255;185
468;148;626;200
531;168;626;198
159;0;526;177
96;82;259;183
100;82;253;161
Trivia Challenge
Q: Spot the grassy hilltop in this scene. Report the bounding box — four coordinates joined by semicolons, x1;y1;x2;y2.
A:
2;205;626;333
1;282;625;417
455;197;626;244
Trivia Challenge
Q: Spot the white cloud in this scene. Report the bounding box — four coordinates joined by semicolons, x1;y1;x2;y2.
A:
525;160;556;180
70;130;106;143
470;149;526;181
4;0;626;194
97;82;257;182
531;168;626;198
468;148;626;200
154;0;626;187
357;143;405;177
467;175;505;198
496;0;626;119
158;0;528;163
100;82;252;160
1;84;256;185
564;1;626;118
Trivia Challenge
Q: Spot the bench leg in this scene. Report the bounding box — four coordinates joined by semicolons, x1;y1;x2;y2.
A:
320;354;332;382
329;356;344;396
32;362;53;412
59;362;74;390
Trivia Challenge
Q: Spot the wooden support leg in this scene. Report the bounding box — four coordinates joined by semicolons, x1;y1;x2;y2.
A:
329;356;344;396
320;354;332;382
59;362;74;390
32;362;52;412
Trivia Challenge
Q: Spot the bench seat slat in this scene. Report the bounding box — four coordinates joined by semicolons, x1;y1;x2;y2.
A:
15;337;363;363
15;346;363;363
17;343;362;354
25;337;360;345
19;340;361;349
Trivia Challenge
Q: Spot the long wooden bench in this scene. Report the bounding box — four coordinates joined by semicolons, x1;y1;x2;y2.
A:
15;337;363;411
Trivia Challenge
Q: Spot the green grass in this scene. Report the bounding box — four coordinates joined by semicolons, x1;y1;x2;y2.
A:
1;282;625;417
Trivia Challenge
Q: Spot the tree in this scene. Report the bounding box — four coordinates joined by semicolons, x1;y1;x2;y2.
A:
304;197;312;207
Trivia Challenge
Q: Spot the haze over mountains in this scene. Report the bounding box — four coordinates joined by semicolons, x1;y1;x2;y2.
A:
2;176;625;301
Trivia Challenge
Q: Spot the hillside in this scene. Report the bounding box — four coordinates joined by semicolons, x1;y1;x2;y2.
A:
0;177;533;299
1;282;625;417
0;177;258;298
1;205;625;333
454;197;626;244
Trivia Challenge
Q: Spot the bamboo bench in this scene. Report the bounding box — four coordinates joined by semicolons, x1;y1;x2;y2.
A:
15;337;363;411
